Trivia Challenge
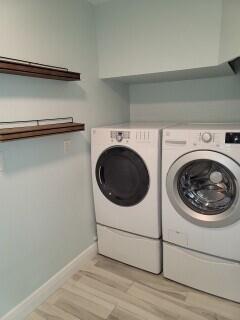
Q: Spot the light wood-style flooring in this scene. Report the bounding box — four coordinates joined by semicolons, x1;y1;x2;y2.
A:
26;254;240;320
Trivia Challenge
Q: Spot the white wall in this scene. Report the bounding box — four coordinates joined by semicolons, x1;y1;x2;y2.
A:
130;75;240;122
0;0;129;317
95;0;222;78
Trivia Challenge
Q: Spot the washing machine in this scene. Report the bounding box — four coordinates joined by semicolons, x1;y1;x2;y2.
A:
162;123;240;302
91;122;174;274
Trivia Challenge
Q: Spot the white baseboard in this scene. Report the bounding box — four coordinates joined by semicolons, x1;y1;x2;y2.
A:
1;242;97;320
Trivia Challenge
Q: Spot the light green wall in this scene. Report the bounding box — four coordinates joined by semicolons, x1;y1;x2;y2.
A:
2;0;240;316
0;0;129;317
95;0;222;78
130;75;240;122
219;0;240;62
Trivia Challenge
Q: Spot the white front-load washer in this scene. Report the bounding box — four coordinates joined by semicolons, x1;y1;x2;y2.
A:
91;122;174;274
162;123;240;302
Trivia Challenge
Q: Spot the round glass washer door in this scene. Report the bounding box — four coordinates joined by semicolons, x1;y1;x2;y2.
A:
96;146;149;206
167;151;240;227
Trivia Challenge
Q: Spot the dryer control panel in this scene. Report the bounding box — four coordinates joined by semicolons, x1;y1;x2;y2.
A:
111;131;130;142
110;130;152;143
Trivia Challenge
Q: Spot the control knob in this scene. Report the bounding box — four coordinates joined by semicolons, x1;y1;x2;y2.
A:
202;132;212;143
116;132;123;142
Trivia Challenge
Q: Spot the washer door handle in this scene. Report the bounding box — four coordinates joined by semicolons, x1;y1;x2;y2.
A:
99;166;105;185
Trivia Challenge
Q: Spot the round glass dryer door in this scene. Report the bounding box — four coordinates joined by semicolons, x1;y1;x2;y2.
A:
96;146;149;206
167;151;240;227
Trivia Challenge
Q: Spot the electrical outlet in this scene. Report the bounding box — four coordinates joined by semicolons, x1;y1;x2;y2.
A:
64;140;72;154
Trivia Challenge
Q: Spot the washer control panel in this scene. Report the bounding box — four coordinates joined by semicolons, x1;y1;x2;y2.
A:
192;132;220;146
225;132;240;144
164;129;240;148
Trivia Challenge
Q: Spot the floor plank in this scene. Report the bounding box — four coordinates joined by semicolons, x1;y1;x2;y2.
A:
108;306;145;320
186;292;240;320
56;288;112;319
79;261;133;291
25;312;45;320
128;283;225;320
37;303;81;320
94;255;190;295
63;279;115;313
54;298;103;320
76;275;179;319
26;255;240;320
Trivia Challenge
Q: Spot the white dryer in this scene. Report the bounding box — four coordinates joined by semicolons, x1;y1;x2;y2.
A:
91;122;173;274
162;123;240;302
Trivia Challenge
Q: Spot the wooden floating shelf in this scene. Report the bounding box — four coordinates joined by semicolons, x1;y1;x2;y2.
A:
0;57;80;81
0;122;85;142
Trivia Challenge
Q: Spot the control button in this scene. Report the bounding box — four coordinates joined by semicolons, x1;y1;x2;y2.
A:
202;132;212;143
193;133;200;146
234;135;239;143
116;132;123;142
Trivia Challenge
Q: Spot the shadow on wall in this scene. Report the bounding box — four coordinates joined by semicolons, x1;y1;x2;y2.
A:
130;75;240;122
0;73;88;173
0;132;88;175
0;73;86;100
103;79;129;103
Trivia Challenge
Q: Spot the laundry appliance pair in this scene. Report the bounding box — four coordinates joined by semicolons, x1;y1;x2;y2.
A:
91;122;240;303
91;122;173;274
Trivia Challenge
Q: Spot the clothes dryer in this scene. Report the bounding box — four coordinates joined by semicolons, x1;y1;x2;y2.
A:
92;122;173;273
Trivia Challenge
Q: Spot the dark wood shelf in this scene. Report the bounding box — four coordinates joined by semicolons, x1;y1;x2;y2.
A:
0;57;80;81
0;121;85;142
